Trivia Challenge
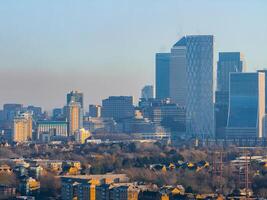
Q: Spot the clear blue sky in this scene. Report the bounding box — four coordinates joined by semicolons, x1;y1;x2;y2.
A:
0;0;266;110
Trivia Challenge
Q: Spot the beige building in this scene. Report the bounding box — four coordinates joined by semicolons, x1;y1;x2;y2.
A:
67;101;83;136
12;112;32;142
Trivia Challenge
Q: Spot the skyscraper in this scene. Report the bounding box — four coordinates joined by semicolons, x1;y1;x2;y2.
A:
89;105;101;118
155;53;170;99
215;52;245;138
257;69;267;113
169;37;187;107
67;91;84;108
67;101;83;136
226;72;265;138
101;96;134;122
141;85;154;100
185;35;214;137
12;112;32;142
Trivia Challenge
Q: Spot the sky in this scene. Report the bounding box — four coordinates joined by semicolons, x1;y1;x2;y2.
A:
0;0;267;111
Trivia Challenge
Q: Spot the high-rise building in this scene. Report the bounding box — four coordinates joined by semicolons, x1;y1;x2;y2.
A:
156;35;214;137
215;52;245;138
67;91;84;108
141;85;154;100
257;69;267;113
101;96;134;122
89;105;101;118
155;53;170;99
12;112;32;142
67;101;83;136
169;37;187;106
185;35;214;137
226;72;265;138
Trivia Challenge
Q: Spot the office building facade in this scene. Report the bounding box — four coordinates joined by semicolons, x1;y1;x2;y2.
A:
155;53;170;99
89;104;101;118
37;121;68;138
169;37;187;107
185;35;214;137
226;72;265;138
215;52;245;138
101;96;134;122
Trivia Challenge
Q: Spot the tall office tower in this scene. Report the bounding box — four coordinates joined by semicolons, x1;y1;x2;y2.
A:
141;85;154;100
215;52;245;138
169;37;187;106
89;105;101;118
12;112;32;142
67;101;83;136
67;91;84;108
257;69;267;113
101;96;134;122
185;35;214;137
155;53;170;99
226;72;265;138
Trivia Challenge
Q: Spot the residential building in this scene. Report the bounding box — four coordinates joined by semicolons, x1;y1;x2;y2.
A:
67;101;83;136
141;85;154;100
101;96;134;122
12;112;32;142
226;72;265;138
156;53;170;99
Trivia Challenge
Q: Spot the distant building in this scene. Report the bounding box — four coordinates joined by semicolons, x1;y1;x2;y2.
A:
169;37;187;107
257;69;267;113
52;108;64;120
67;101;83;136
184;35;214;137
101;96;134;122
67;90;84;108
75;128;91;144
157;35;215;137
37;121;68;139
141;85;154;100
26;106;42;121
83;117;117;133
89;104;101;118
12;112;32;142
215;52;245;138
226;72;265;138
3;104;23;121
155;53;170;99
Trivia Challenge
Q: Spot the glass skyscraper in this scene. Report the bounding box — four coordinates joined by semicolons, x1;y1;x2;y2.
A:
157;35;214;137
185;35;214;137
155;53;170;99
226;72;265;138
169;37;187;107
215;52;245;138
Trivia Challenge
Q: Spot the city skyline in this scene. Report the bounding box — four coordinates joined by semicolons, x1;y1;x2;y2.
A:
0;0;267;110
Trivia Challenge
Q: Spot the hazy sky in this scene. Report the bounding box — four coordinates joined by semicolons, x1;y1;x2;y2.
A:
0;0;266;111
